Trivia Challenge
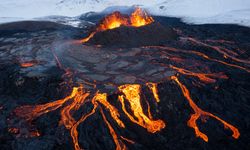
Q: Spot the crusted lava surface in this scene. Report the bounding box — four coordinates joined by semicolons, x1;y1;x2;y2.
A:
0;15;250;150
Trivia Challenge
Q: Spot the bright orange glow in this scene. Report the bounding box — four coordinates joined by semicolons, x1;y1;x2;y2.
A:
96;93;125;128
170;65;228;84
14;85;165;150
98;12;128;30
82;7;154;43
100;108;127;150
20;61;37;68
118;84;165;133
171;76;240;142
70;96;98;150
13;72;241;149
14;87;80;121
185;37;250;65
144;45;250;73
81;32;96;43
130;7;154;27
70;93;125;150
146;82;160;102
60;85;90;129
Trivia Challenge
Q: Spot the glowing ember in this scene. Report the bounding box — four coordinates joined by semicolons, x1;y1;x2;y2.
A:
19;60;38;68
81;7;154;43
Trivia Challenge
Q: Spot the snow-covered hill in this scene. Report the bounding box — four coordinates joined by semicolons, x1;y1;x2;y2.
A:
0;0;250;27
0;0;156;18
148;0;250;27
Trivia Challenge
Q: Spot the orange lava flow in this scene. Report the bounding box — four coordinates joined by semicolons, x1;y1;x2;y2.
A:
14;87;80;121
70;95;98;150
100;108;127;150
145;46;250;73
81;7;154;43
96;93;125;128
171;76;240;142
170;65;228;84
120;136;135;144
118;84;165;133
146;82;160;102
185;37;250;65
60;86;90;129
14;85;165;150
81;32;96;43
70;93;126;150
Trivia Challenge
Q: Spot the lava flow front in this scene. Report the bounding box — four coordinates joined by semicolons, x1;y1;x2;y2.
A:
2;6;249;150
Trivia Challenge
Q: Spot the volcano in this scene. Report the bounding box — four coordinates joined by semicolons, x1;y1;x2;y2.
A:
0;7;250;150
86;22;177;47
82;8;177;47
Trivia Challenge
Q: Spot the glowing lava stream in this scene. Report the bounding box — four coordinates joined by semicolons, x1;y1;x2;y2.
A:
145;46;250;73
81;7;154;43
146;82;160;102
96;93;125;128
70;94;98;150
118;84;166;133
60;85;90;129
170;65;228;84
13;79;241;149
14;87;81;121
185;37;250;65
14;84;165;150
100;108;127;150
171;76;240;142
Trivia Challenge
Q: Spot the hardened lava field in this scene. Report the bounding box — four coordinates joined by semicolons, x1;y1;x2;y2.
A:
0;8;250;150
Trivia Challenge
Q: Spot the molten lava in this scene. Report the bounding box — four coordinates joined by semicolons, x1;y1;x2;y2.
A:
81;7;154;43
130;7;154;27
14;84;166;150
146;82;160;102
11;13;246;150
170;65;228;84
19;60;38;68
96;93;125;128
171;76;240;142
118;84;165;133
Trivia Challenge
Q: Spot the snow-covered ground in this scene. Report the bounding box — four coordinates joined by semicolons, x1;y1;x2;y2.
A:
148;0;250;27
0;0;250;27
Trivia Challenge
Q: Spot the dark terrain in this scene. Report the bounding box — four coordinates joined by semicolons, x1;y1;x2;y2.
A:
0;15;249;150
